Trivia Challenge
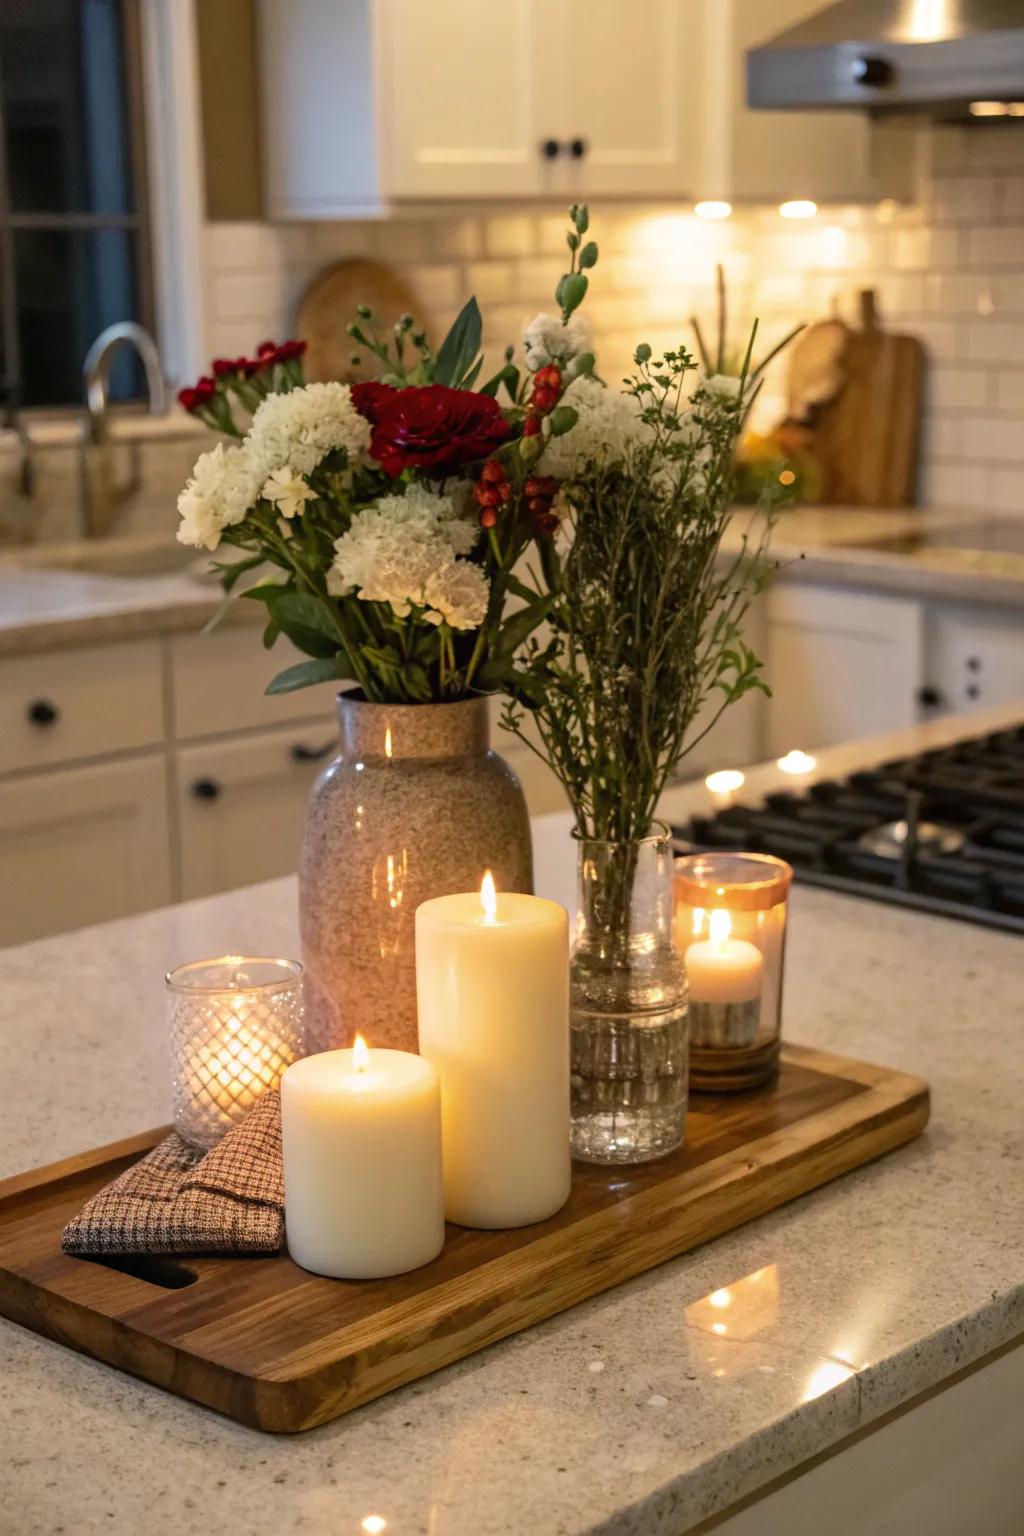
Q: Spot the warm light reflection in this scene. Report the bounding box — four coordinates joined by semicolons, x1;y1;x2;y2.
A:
777;749;817;776
705;769;745;796
969;100;1009;117
906;0;950;42
384;726;393;759
685;1264;780;1341
361;1519;388;1535
779;200;817;220
695;200;732;221
802;1359;856;1402
480;869;497;924
353;1034;370;1073
691;905;705;938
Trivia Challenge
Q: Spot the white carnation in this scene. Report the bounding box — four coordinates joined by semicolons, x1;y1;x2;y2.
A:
423;560;489;630
327;485;486;629
522;311;591;373
700;373;743;401
538;375;643;480
176;443;260;551
246;382;371;479
262;465;316;519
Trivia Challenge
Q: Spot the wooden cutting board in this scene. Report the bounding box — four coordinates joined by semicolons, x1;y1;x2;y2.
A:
0;1044;928;1433
296;258;428;384
812;290;925;507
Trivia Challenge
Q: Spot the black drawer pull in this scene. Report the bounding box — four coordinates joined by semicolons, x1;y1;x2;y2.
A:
569;137;587;159
191;778;222;801
291;740;335;763
27;698;59;726
541;137;560;160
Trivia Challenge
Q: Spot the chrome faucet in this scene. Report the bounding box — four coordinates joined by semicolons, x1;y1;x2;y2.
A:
2;405;34;499
81;322;167;536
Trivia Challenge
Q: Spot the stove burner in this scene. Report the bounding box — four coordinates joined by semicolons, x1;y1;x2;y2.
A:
858;818;967;860
674;725;1024;935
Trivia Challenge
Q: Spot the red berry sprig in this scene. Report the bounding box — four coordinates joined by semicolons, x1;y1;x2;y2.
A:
522;363;562;439
523;475;560;535
473;457;513;528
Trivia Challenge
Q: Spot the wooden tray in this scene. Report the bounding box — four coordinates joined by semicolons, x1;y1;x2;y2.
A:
0;1044;928;1433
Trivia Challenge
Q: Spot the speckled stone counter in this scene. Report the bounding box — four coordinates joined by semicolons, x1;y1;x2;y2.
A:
3;709;1023;1535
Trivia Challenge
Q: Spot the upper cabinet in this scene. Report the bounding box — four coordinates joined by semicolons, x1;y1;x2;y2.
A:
259;0;910;218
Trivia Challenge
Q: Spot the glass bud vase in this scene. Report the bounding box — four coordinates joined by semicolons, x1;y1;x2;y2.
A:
570;825;689;1165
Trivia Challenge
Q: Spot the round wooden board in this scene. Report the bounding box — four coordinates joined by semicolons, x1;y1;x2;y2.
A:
295;258;430;384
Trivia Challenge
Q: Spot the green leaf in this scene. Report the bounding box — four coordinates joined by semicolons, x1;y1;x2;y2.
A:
578;241;598;270
432;296;483;387
559;272;588;319
480;361;517;399
260;591;342;659
461;355;484;391
547;405;578;437
571;204;589;234
266;655;353;695
213;552;266;592
565;351;595;381
493;595;554;660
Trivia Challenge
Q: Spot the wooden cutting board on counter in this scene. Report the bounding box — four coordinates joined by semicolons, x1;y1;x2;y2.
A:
296;258;429;383
811;290;925;507
0;1044;928;1433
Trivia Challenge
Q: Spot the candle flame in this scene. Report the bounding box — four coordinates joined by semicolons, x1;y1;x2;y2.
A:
353;1033;370;1072
709;908;732;947
480;869;497;923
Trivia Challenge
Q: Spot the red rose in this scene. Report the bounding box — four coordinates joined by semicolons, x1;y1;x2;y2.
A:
355;382;511;477
177;375;216;413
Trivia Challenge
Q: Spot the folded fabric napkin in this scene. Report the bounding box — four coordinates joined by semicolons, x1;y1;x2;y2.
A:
61;1089;284;1257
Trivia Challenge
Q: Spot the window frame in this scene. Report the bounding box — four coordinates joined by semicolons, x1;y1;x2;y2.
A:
0;0;156;414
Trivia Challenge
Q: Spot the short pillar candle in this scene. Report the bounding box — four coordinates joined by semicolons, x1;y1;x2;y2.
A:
281;1039;445;1279
416;875;571;1229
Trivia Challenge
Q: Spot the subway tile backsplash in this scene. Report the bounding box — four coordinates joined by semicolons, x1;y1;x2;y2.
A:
203;123;1024;518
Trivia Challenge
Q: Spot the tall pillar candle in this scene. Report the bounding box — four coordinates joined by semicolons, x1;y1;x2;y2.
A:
416;875;571;1229
281;1038;445;1279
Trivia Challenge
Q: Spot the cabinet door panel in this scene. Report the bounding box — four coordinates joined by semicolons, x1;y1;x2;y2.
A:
171;628;339;741
765;585;922;756
927;606;1024;718
544;0;699;196
383;0;545;198
177;724;333;900
0;756;171;945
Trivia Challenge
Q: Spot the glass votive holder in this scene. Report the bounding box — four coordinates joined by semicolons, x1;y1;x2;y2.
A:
166;956;305;1149
673;854;792;1093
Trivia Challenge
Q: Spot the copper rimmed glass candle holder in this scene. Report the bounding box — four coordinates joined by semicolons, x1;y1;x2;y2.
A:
673;854;792;1092
166;957;305;1148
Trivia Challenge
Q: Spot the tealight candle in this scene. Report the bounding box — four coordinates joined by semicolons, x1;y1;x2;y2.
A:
166;956;305;1149
416;873;571;1229
685;908;764;1006
281;1037;445;1279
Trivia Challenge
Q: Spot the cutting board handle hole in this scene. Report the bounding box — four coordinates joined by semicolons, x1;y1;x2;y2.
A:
83;1253;199;1290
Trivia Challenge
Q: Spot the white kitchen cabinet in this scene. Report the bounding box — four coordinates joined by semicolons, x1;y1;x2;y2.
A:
170;628;340;740
924;605;1024;720
0;755;171;946
176;721;335;899
261;0;898;214
764;584;923;757
704;0;913;204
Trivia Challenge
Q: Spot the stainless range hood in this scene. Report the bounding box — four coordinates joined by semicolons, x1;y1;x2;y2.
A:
747;0;1024;116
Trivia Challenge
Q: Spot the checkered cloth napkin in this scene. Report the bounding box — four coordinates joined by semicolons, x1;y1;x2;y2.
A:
61;1089;284;1257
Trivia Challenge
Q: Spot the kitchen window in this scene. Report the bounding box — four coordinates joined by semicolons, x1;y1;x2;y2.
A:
0;0;153;410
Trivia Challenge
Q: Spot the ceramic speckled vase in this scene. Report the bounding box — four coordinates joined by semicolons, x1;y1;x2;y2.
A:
300;691;533;1055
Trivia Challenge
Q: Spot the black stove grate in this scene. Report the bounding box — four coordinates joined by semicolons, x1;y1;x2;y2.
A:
673;726;1024;936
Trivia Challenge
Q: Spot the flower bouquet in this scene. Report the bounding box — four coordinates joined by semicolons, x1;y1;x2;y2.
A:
175;211;599;704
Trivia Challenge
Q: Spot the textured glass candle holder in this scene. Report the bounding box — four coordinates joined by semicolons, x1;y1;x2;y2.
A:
166;957;305;1149
570;827;689;1165
674;854;792;1093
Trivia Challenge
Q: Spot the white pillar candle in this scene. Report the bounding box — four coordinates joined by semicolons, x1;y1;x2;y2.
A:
281;1038;445;1279
684;908;764;1004
416;874;571;1229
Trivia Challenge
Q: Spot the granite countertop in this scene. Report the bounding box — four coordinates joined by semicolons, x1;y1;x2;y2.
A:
3;705;1023;1536
0;504;1022;658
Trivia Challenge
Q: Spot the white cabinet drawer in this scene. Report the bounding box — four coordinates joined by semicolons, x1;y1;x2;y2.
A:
0;639;164;777
176;721;336;899
171;627;341;739
0;754;172;945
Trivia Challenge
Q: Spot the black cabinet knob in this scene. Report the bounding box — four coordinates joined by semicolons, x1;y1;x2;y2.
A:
917;686;943;709
191;778;221;801
290;740;334;763
569;137;587;159
966;656;981;672
966;683;981;701
27;698;59;726
541;138;560;160
852;55;895;88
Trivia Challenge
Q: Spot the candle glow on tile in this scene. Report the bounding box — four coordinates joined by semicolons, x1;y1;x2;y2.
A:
281;1037;444;1279
416;875;571;1229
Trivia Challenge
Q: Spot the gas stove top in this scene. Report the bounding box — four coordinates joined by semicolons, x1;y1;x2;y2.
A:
673;725;1024;935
